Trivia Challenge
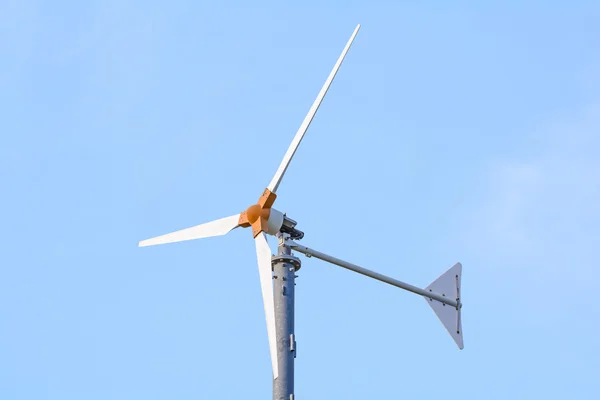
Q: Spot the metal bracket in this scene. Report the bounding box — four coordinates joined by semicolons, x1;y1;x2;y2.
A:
455;273;462;334
455;274;461;311
278;232;290;246
285;239;312;258
290;333;296;358
271;255;301;271
280;214;304;240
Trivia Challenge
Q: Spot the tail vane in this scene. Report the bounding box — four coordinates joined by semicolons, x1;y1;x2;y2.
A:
424;262;463;350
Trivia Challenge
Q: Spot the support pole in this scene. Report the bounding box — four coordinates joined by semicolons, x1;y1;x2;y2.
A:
272;234;300;400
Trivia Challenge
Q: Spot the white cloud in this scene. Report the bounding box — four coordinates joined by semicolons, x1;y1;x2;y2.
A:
482;162;541;247
462;104;600;283
441;104;600;327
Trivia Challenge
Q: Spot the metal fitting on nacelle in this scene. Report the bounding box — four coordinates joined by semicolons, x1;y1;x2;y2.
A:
280;214;304;240
282;215;297;230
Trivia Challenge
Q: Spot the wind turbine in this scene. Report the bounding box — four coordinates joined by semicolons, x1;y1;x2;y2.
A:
139;24;463;399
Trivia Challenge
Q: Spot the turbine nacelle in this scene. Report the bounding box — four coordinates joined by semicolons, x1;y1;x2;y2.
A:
236;189;304;240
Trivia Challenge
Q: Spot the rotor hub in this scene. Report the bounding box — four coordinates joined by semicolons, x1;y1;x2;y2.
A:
245;204;270;224
237;189;279;237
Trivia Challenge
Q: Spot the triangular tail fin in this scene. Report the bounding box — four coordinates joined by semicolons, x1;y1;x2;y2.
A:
424;262;463;349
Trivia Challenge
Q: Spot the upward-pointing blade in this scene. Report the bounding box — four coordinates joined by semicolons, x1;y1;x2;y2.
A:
267;24;360;194
138;214;240;247
255;232;278;378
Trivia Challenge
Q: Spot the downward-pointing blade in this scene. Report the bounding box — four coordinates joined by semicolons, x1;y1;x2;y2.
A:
138;214;240;247
267;24;360;194
255;232;278;379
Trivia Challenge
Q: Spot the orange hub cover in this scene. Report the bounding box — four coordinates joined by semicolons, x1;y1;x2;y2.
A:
238;189;277;237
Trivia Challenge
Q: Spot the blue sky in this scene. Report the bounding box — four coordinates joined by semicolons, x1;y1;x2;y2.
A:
1;1;599;399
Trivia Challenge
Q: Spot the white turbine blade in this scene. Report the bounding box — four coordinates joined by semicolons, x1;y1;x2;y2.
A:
138;214;240;247
255;232;278;379
424;263;464;350
267;24;360;194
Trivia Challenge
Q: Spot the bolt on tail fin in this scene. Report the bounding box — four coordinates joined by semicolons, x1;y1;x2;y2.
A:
424;262;463;350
